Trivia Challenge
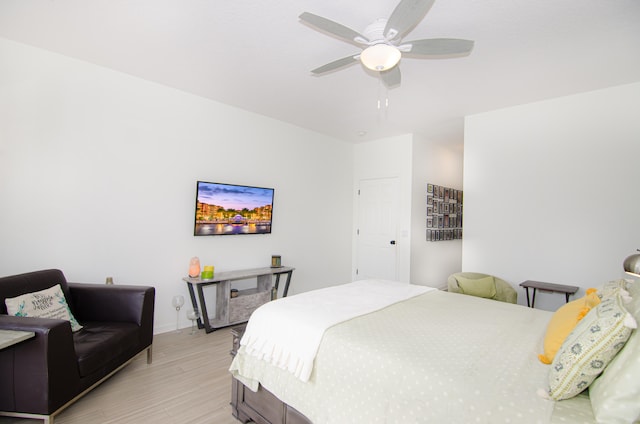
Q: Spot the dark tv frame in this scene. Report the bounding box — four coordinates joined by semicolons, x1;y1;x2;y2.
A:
194;181;274;236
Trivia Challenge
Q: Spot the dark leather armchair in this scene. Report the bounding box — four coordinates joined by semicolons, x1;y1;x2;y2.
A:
0;269;155;424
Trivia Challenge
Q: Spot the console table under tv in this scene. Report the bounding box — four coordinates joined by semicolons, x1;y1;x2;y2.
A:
183;266;294;333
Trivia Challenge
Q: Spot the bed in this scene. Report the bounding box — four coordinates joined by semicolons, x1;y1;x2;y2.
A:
229;278;640;424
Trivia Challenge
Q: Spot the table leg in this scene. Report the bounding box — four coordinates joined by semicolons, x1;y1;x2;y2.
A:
196;285;214;333
283;271;293;297
186;283;203;329
565;293;570;303
531;288;537;308
524;287;531;307
273;274;281;299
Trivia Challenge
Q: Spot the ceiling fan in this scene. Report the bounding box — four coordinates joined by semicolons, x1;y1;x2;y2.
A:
299;0;474;88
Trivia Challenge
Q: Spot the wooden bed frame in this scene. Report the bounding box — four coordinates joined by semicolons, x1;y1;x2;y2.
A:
230;325;312;424
231;377;311;424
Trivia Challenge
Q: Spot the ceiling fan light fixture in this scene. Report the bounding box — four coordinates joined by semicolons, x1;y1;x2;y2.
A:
360;44;401;71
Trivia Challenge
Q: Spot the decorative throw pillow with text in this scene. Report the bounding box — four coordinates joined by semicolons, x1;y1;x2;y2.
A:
5;284;83;331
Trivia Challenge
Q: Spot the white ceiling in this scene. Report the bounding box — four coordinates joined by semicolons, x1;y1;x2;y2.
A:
1;0;639;144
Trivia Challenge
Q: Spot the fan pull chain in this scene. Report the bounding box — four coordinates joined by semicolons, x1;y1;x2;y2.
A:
376;98;389;109
377;77;389;121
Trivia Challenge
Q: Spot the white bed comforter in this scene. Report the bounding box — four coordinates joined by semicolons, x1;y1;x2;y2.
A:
230;288;558;424
239;279;433;382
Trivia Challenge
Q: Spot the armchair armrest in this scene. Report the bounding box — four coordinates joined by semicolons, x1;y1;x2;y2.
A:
68;283;155;346
0;315;80;414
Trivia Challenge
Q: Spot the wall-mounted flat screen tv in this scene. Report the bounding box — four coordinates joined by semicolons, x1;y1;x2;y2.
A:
194;181;274;236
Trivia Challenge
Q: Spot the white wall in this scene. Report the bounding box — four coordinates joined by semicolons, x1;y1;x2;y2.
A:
410;135;463;288
352;135;413;283
463;82;640;310
351;134;464;287
0;38;354;333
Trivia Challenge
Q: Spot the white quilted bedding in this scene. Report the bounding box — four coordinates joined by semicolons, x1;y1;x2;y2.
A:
239;279;432;382
230;287;588;423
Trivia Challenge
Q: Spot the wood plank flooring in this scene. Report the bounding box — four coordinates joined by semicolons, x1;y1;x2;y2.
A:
0;327;245;424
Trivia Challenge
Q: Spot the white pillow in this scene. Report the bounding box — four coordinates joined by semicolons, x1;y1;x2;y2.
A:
589;279;640;423
5;284;83;331
597;279;628;297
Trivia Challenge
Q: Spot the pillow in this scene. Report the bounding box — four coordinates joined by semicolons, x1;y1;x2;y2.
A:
597;279;629;299
456;275;496;299
589;279;640;423
538;289;601;364
547;293;637;400
589;324;640;423
5;284;83;332
626;279;639;315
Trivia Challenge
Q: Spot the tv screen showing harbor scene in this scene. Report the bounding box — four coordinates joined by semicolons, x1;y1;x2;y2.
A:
194;181;274;236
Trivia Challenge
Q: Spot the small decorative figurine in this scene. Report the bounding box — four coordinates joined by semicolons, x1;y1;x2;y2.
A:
188;257;201;278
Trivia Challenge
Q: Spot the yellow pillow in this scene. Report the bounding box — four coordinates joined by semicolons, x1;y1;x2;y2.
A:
456;276;497;299
538;289;600;364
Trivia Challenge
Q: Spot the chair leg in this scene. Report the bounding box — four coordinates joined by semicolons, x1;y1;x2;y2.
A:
146;346;153;364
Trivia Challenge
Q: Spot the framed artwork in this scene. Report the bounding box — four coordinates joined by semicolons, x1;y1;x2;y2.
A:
426;183;463;242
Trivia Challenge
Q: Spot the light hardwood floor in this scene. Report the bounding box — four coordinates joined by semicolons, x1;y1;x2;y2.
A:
0;327;245;424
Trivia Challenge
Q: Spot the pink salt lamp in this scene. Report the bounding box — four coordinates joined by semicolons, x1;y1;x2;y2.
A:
188;257;201;278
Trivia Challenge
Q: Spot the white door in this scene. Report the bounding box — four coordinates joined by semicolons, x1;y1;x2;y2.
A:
356;178;399;280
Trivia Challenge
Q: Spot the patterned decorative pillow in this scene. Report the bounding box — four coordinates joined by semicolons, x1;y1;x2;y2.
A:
4;284;83;331
538;289;601;364
547;293;636;400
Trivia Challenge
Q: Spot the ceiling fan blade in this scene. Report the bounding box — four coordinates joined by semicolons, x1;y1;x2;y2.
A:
384;0;436;42
380;66;401;88
311;55;360;75
300;12;368;46
402;38;474;57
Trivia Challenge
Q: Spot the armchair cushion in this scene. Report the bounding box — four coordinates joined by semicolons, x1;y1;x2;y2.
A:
5;284;83;331
74;322;140;377
456;275;497;299
448;272;518;304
